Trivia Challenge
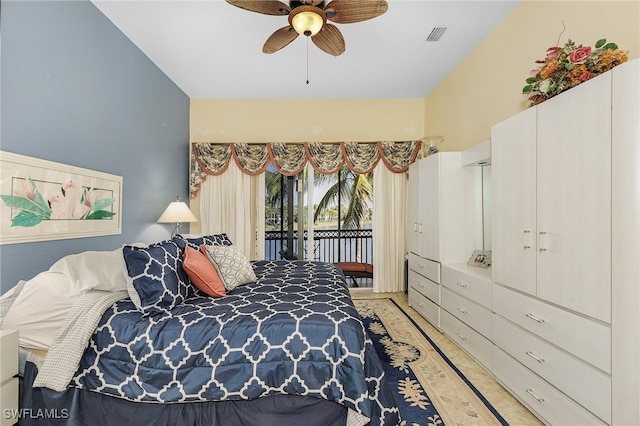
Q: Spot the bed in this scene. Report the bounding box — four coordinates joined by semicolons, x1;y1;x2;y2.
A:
2;234;400;426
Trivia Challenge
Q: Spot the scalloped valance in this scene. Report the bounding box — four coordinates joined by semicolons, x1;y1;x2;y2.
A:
190;141;421;197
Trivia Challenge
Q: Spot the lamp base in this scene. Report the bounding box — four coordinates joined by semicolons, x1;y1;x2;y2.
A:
171;223;182;238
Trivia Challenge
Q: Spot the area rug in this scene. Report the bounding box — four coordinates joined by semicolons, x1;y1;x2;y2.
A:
354;298;508;426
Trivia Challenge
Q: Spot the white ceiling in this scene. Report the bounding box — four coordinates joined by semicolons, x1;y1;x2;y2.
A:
91;0;519;99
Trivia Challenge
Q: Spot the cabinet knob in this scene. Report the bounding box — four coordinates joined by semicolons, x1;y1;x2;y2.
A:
456;306;468;314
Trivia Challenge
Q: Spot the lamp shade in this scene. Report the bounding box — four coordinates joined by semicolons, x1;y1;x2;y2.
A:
157;201;198;224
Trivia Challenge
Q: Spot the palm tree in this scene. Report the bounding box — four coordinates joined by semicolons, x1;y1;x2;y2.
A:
314;166;373;262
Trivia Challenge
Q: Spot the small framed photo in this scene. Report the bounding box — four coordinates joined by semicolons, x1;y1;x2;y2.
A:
468;249;492;269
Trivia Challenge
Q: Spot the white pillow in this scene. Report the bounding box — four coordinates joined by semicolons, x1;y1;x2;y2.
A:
49;249;127;293
203;245;257;291
2;271;79;350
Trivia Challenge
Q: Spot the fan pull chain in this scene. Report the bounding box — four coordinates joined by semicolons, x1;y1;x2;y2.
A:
306;37;310;84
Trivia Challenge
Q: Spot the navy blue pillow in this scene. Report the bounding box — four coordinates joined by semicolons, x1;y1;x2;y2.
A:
174;234;233;250
123;238;190;316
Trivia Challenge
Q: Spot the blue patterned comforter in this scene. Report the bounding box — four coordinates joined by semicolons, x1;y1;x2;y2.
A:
71;260;399;425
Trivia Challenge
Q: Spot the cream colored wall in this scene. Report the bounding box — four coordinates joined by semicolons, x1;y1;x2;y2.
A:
425;0;640;152
190;98;424;142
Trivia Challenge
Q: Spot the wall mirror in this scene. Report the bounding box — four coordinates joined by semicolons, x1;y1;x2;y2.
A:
481;164;491;251
462;140;491;252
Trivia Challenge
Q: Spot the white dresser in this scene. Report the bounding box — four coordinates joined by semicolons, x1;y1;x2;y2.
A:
0;330;19;426
407;253;441;328
440;263;493;370
490;59;639;425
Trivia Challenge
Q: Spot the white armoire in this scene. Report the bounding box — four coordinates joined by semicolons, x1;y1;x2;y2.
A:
406;152;480;328
491;58;639;425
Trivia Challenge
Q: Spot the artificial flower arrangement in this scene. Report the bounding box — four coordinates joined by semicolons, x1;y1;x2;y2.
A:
523;38;628;106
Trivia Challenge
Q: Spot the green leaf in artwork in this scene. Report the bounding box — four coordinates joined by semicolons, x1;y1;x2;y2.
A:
523;85;533;93
602;42;618;50
11;211;43;227
526;77;536;84
90;198;116;213
595;38;606;48
86;210;116;220
0;195;50;218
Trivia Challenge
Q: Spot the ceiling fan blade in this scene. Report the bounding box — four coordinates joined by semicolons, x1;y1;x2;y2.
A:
311;24;345;56
226;0;290;16
263;26;299;54
324;0;388;24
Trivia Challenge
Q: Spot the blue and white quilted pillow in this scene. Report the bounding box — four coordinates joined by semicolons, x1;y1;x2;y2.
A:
174;233;233;250
122;239;191;316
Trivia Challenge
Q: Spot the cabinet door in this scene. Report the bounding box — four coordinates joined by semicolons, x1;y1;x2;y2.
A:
536;74;611;322
491;107;537;296
421;154;441;261
407;161;421;255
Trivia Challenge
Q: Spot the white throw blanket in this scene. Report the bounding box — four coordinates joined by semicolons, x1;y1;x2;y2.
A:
33;290;128;391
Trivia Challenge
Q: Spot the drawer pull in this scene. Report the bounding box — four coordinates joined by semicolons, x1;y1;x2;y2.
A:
456;307;468;314
525;313;545;324
525;351;545;363
456;333;467;341
456;281;468;288
525;388;545;403
418;302;425;308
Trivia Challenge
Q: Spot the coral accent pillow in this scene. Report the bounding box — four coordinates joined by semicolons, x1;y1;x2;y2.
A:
183;246;226;298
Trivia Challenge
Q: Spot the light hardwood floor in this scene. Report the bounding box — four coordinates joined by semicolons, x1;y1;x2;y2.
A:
350;289;545;426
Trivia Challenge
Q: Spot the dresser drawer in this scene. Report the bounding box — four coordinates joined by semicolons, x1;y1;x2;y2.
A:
493;284;610;373
408;286;440;328
408;253;440;283
492;347;607;426
442;264;492;308
409;269;440;304
441;310;492;370
493;314;611;423
0;330;18;383
0;377;18;426
441;287;492;338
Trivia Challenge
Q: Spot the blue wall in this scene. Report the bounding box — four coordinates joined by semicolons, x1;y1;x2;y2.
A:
0;1;190;292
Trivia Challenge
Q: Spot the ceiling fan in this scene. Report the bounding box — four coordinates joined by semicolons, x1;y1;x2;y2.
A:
226;0;389;56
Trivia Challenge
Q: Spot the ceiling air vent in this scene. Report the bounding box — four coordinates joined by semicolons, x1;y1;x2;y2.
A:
426;26;447;42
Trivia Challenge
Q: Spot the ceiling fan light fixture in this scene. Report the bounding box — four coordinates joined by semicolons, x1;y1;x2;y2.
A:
289;5;326;36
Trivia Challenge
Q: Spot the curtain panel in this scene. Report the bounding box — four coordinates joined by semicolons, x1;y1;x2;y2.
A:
190;141;421;197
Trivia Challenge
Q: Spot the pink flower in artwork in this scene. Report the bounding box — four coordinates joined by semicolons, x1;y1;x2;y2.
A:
14;179;36;201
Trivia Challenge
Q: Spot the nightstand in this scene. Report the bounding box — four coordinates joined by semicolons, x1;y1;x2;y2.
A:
0;330;19;426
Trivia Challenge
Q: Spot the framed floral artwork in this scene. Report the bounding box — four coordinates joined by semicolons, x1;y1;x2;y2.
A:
0;151;122;245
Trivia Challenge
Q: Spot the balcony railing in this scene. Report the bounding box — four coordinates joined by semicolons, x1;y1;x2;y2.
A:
264;228;373;264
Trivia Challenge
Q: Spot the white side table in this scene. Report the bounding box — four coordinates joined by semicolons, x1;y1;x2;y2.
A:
0;330;19;426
